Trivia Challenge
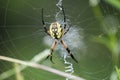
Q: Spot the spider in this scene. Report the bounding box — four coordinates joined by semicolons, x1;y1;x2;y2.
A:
42;6;78;63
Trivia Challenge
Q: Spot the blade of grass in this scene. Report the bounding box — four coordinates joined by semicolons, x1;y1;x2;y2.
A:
105;0;120;10
115;66;120;80
14;63;24;80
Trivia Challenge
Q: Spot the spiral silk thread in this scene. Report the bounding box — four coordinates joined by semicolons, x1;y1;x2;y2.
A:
56;1;74;80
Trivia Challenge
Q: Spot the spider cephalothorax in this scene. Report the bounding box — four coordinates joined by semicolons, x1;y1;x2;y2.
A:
42;6;78;63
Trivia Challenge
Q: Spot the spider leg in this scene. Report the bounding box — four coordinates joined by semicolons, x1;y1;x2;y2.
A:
46;41;57;63
61;6;70;35
64;27;70;35
60;40;78;63
41;8;50;35
61;6;67;29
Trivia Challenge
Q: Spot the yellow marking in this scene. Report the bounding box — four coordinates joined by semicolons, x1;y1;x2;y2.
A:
49;22;63;39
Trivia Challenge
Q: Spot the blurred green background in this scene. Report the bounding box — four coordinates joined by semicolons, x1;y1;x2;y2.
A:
0;0;120;80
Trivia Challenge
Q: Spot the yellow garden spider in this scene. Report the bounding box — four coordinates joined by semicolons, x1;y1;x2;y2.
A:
42;6;78;63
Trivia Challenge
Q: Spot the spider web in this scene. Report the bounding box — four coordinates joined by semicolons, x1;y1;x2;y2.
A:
0;0;120;80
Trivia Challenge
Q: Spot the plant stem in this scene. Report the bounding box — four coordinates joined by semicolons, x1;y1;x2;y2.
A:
0;55;85;80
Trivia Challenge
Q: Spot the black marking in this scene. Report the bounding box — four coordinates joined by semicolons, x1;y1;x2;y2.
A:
42;8;50;36
54;33;58;39
70;54;78;63
45;49;54;63
42;8;45;25
66;48;70;53
66;48;78;63
62;6;66;23
50;55;54;63
45;55;54;63
51;49;53;52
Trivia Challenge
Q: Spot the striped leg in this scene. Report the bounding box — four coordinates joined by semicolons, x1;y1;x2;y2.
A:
60;40;78;63
46;41;57;63
61;6;70;35
41;8;50;35
61;6;66;28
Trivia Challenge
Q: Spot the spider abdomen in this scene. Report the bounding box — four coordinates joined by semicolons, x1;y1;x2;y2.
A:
49;22;63;39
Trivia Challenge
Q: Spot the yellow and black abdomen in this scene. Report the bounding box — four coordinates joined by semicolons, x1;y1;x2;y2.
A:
49;22;63;39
